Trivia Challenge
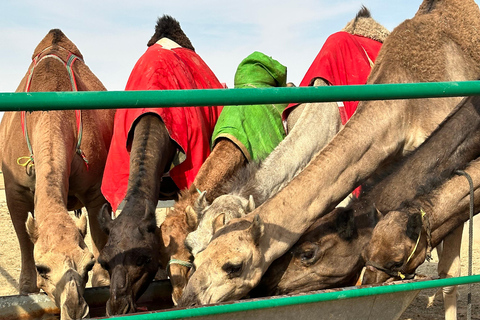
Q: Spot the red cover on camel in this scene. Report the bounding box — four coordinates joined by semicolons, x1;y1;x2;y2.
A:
283;31;383;125
102;41;223;211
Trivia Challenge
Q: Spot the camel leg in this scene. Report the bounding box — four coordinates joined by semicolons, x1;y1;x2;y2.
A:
4;183;37;294
437;224;464;320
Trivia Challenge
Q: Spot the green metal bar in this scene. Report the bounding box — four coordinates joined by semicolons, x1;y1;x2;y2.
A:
101;275;480;320
1;80;480;111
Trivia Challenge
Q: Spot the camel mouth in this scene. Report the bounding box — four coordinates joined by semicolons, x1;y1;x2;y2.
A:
360;265;393;285
106;296;136;316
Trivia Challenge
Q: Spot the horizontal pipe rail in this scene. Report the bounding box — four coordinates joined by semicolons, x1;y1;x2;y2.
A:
101;275;480;320
1;80;480;111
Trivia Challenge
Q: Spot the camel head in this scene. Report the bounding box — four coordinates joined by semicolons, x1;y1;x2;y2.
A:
158;205;196;305
178;214;265;306
251;207;374;296
26;212;93;319
97;201;160;315
361;210;428;284
185;192;256;257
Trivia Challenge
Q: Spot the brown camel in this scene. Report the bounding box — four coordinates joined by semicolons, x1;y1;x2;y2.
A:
251;94;480;320
362;155;480;319
0;29;115;319
160;51;288;305
179;0;480;306
97;15;223;316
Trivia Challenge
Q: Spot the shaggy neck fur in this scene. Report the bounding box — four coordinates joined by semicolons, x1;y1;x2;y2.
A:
342;6;390;43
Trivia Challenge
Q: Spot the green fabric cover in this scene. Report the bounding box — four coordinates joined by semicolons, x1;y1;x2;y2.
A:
212;51;287;161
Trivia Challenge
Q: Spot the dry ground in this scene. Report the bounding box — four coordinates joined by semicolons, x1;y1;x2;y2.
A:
0;173;478;319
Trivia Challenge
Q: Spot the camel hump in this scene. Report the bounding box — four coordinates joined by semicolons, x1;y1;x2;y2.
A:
147;15;195;51
32;28;83;60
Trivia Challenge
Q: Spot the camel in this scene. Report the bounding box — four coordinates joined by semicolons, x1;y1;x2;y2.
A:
159;51;288;305
362;154;480;319
184;6;389;258
97;15;224;316
178;0;480;307
0;29;115;319
251;94;480;320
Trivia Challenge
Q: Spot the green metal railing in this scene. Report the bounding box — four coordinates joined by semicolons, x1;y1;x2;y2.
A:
1;80;480;111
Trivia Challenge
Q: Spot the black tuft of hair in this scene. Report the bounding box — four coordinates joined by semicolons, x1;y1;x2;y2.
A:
147;15;195;51
356;5;371;19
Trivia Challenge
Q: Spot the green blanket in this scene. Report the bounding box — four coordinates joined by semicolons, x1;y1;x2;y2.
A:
212;51;287;161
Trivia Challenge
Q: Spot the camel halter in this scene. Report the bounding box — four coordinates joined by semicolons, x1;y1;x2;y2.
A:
166;258;195;274
18;46;88;170
366;209;432;280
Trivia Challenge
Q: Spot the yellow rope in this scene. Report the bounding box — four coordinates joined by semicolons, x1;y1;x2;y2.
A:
16;156;34;168
397;209;427;279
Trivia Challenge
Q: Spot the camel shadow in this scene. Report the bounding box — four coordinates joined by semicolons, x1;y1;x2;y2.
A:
0;264;19;292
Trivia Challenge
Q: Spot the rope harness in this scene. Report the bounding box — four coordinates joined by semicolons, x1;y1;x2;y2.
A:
166;258;195;275
18;46;88;171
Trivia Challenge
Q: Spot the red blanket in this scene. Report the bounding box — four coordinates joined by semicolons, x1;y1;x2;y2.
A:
102;41;223;211
283;31;383;124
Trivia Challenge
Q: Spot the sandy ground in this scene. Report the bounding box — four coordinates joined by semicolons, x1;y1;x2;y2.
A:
0;174;478;319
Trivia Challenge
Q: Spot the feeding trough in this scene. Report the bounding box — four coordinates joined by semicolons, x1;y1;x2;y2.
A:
1;275;479;320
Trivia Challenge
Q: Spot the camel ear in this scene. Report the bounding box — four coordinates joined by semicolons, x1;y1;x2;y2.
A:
373;205;384;223
98;203;113;235
194;191;209;214
26;212;38;244
249;214;264;246
75;210;88;239
185;205;198;230
212;213;226;234
246;195;256;213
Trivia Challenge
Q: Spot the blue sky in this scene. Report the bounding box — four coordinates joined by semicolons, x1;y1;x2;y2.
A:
0;1;476;93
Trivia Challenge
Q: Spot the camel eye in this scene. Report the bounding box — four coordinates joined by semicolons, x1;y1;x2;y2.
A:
36;264;51;279
222;262;243;277
300;249;315;262
386;261;404;270
296;242;319;265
